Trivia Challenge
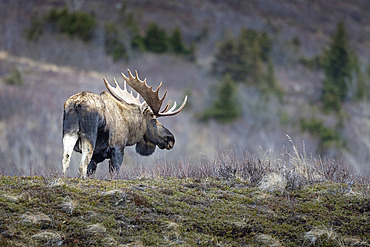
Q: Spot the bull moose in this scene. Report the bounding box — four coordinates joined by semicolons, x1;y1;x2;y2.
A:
62;69;187;178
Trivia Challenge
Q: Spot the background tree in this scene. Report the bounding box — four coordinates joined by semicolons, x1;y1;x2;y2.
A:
104;21;126;61
44;7;96;41
322;21;356;111
249;38;264;85
212;38;239;80
169;27;187;55
144;23;168;53
212;28;273;87
201;74;241;123
262;59;282;99
259;31;272;62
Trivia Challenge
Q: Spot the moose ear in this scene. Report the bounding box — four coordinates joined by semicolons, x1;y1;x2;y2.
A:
140;104;151;114
135;140;156;156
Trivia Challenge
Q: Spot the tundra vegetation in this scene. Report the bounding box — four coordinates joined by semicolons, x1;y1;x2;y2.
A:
0;148;369;246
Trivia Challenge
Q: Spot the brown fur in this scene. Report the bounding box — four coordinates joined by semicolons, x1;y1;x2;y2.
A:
62;91;175;178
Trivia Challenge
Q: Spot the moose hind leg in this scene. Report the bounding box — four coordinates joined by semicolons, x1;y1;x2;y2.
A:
62;134;78;176
79;138;94;178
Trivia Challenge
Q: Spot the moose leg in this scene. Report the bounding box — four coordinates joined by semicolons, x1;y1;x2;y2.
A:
87;160;97;176
62;134;79;176
79;138;94;179
76;111;99;178
109;147;123;178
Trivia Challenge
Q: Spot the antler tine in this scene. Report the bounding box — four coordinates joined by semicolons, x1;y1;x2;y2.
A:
121;69;187;116
103;77;142;105
156;82;168;102
104;77;122;101
122;69;168;115
158;95;188;117
167;102;177;113
160;100;171;113
113;77;118;86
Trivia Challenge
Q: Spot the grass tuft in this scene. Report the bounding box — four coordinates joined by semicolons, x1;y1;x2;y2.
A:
86;223;106;235
304;226;343;247
59;196;78;214
258;172;287;192
256;234;283;247
31;231;63;245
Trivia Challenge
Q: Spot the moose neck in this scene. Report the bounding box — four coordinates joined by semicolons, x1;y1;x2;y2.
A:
123;103;147;146
101;92;147;146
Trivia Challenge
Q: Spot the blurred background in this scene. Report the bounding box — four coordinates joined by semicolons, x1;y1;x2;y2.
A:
0;0;369;177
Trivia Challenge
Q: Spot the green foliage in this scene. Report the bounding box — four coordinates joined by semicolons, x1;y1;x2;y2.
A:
103;7;145;60
279;110;290;126
350;53;370;101
44;7;96;41
213;28;268;83
356;61;370;100
213;38;240;80
104;21;126;61
169;27;187;55
259;31;272;62
144;23;169;53
300;22;365;110
248;38;264;85
5;68;23;86
300;54;325;70
354;71;367;100
300;117;342;151
322;21;359;112
212;28;279;96
138;24;193;57
24;6;191;60
262;59;283;99
24;16;43;41
200;74;241;123
24;7;96;42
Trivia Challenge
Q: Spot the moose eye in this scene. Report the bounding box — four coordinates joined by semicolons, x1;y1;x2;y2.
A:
151;119;157;125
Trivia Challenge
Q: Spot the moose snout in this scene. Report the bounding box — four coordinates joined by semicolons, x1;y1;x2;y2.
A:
165;134;175;150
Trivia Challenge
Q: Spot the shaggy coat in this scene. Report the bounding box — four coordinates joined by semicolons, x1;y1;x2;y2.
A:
62;90;175;177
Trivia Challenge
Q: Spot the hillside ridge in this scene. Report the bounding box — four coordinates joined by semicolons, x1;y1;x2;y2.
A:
0;175;369;246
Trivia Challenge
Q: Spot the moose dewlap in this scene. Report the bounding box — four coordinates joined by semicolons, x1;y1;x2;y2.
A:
62;69;187;178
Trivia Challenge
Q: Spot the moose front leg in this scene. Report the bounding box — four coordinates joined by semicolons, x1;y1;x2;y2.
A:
109;147;123;178
87;160;97;177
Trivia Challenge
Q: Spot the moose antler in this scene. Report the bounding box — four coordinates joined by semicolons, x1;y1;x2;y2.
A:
122;69;187;117
103;77;143;106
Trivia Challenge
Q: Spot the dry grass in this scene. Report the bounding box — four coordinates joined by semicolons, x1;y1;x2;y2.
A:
59;196;78;215
21;212;52;225
86;223;106;234
304;226;343;246
256;234;283;247
31;231;63;245
258;172;287;192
